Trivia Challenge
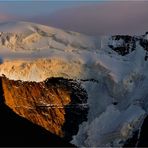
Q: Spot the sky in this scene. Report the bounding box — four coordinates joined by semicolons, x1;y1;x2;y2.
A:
0;1;148;35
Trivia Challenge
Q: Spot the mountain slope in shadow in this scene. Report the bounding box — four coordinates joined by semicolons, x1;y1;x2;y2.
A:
0;78;75;147
137;116;148;147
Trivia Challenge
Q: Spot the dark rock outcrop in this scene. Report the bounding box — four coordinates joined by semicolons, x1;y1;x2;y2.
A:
108;32;148;58
108;35;136;56
123;115;148;147
123;131;139;147
137;116;148;147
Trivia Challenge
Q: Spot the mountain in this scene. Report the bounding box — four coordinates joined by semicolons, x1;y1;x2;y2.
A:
0;21;97;52
0;21;148;147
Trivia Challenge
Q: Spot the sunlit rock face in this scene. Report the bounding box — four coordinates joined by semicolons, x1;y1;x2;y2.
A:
1;76;88;141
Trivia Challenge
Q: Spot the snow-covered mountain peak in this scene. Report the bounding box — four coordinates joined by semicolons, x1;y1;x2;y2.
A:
0;21;97;52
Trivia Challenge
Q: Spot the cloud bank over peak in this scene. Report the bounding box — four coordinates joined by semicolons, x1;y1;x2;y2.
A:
45;1;148;35
0;1;148;36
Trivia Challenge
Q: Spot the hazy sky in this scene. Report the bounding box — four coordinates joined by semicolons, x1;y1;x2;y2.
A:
0;1;148;35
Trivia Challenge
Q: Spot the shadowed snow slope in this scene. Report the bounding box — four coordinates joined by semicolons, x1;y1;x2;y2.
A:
0;21;148;147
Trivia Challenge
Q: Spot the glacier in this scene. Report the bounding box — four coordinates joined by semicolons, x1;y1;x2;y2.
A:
0;21;148;147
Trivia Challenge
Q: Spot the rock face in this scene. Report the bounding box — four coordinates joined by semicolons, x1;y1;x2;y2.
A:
0;78;75;147
108;35;136;56
1;76;88;141
108;33;148;59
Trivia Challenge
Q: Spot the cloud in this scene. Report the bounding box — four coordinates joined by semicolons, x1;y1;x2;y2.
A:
0;14;17;22
37;1;148;35
1;1;148;36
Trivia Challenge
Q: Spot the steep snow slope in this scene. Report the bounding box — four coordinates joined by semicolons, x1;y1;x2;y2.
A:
0;21;148;147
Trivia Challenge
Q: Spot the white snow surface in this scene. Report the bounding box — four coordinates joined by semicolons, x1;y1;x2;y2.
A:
0;21;148;147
